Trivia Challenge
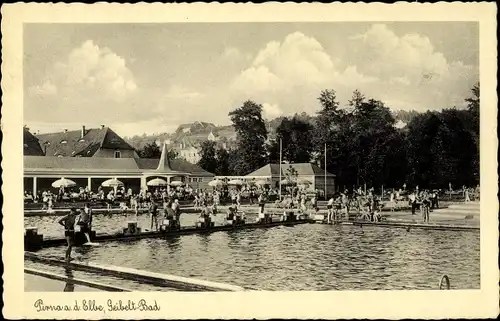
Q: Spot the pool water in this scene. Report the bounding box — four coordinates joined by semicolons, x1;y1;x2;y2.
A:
30;223;480;291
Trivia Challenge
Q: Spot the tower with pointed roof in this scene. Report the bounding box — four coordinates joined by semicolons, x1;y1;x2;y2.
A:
207;130;216;142
156;142;172;171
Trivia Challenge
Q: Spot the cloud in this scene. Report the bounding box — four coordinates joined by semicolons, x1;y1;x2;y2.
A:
262;103;283;119
29;80;57;96
230;26;478;114
26;40;141;123
230;32;340;115
223;47;246;61
33;40;137;101
163;85;204;100
348;24;477;109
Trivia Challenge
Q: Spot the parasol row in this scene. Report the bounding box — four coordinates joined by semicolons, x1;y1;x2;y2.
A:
101;178;124;187
51;177;77;188
147;178;168;187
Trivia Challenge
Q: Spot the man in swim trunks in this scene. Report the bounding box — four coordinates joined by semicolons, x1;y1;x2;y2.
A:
150;202;159;231
58;208;78;262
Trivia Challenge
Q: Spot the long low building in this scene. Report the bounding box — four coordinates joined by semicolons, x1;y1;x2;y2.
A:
247;163;335;194
215;163;336;197
24;141;214;195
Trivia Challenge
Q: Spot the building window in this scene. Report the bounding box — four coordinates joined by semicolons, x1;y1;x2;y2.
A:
114;151;121;158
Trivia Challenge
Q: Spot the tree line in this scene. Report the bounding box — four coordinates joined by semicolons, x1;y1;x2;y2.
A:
196;83;479;190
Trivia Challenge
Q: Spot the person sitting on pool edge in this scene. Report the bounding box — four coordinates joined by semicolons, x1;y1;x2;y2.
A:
58;208;78;262
226;206;236;225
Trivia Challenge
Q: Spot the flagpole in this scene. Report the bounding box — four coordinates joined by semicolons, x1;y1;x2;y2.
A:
279;138;282;201
324;143;327;200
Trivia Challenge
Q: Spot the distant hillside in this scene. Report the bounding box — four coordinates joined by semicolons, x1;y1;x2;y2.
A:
124;109;415;150
124;122;237;151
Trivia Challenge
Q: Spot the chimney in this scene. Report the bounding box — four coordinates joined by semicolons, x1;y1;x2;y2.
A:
81;125;86;138
101;125;105;129
64;129;68;133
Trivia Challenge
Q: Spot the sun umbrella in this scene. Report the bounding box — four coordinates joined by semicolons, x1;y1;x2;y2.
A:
147;178;168;187
51;177;77;188
101;178;124;188
254;179;269;186
208;179;224;187
170;180;184;187
228;179;243;186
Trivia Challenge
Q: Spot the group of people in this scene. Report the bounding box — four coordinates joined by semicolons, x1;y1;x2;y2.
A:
57;204;93;262
147;198;182;231
408;189;440;223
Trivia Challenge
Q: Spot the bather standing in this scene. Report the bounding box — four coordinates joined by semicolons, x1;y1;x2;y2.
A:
58;208;78;262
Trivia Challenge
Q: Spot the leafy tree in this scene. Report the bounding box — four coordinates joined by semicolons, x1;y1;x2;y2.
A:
273;115;314;163
312;89;343;176
266;138;280;164
215;146;230;176
228;100;268;175
227;148;245;176
137;142;179;160
167;149;179;160
405;105;478;188
406;111;442;187
465;82;480;137
138;142;161;158
349;96;404;188
198;140;217;174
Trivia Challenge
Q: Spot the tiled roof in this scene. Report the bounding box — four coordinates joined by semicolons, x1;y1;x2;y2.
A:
24;156;141;172
135;158;213;176
171;158;214;176
23;128;45;156
24;155;214;176
36;127;134;157
246;163;335;177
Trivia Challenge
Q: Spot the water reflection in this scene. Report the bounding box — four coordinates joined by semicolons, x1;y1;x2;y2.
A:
63;268;75;292
34;224;479;291
163;235;181;250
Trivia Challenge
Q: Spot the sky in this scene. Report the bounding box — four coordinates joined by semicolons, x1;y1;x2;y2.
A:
23;22;479;138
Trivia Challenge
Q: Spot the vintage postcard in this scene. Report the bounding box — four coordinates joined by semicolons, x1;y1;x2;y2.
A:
2;2;498;319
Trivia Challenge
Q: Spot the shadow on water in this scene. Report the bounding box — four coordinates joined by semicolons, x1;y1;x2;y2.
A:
162;235;181;249
63;268;75;292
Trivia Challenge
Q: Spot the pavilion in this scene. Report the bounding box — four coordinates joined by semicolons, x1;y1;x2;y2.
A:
23;142;214;195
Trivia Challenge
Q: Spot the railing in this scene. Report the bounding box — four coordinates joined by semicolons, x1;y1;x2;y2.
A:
439;275;450;290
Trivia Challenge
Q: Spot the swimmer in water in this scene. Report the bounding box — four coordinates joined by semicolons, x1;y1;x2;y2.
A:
58;208;78;262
